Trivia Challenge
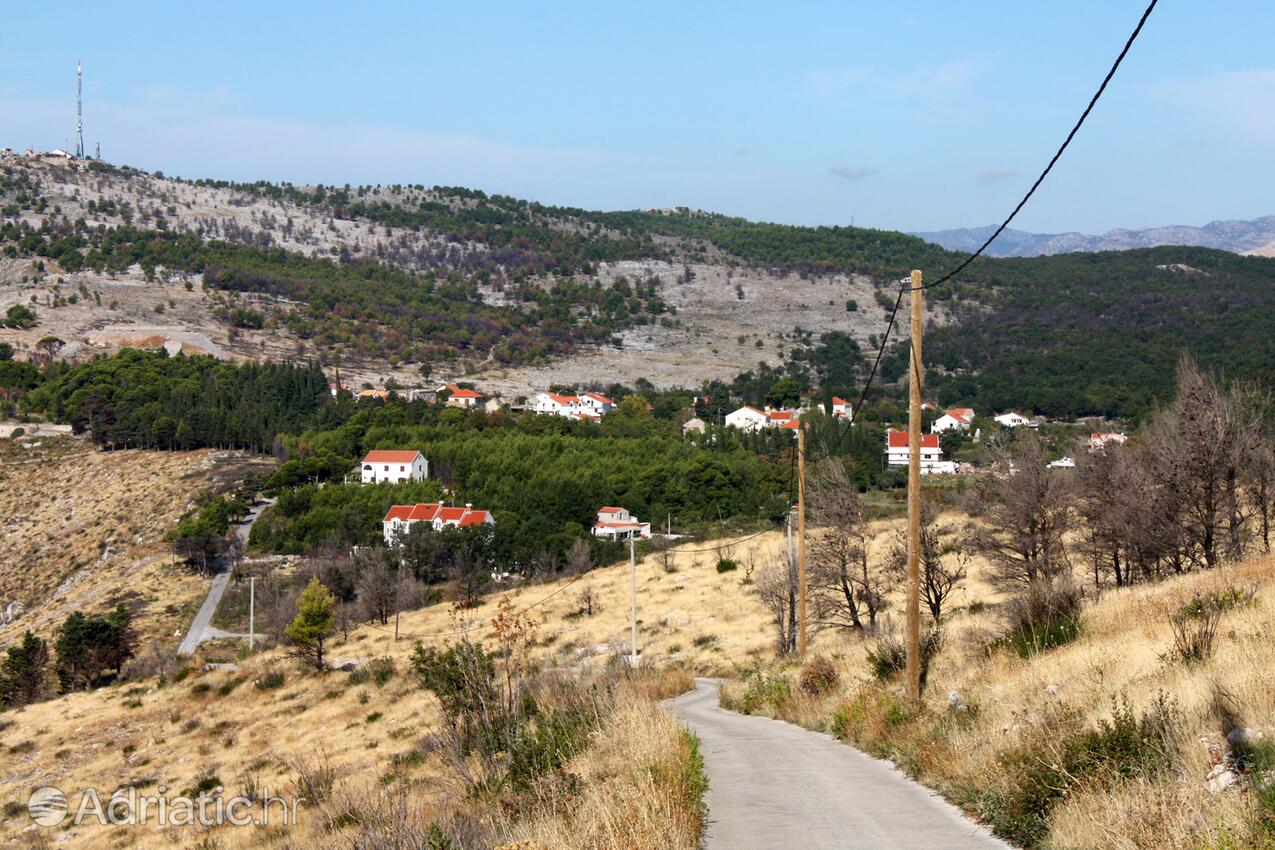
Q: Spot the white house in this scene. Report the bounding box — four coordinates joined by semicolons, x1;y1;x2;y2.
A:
1047;456;1077;470
932;408;975;433
382;502;494;546
827;396;853;420
444;384;482;409
885;429;954;475
725;406;769;432
361;450;428;484
592;507;651;541
682;417;706;434
724;406;800;432
578;392;616;415
531;392;585;418
1089;432;1128;452
994;412;1035;429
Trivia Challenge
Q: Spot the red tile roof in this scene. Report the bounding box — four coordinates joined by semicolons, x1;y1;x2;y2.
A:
383;503;491;526
945;408;975;423
886;429;939;449
548;392;580;405
363;450;423;464
599;507;624;513
583;392;614;404
447;386;481;399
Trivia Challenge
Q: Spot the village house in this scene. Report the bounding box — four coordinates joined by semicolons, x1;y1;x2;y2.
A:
592;507;652;541
529;390;616;420
827;397;853;420
682;416;706;434
357;388;390;401
932;408;975;433
884;428;955;475
1089;432;1128;451
361;450;429;484
444;384;482;409
724;406;801;432
382;502;494;546
994;411;1035;428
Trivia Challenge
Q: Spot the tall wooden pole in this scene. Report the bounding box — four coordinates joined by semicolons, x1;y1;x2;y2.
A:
906;269;924;700
629;536;638;665
797;425;808;655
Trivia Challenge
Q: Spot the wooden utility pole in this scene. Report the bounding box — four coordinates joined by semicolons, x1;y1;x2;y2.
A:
248;576;255;652
629;536;639;665
905;269;924;700
796;425;808;655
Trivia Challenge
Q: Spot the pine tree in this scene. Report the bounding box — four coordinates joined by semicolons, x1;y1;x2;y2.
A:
285;578;336;671
0;631;49;707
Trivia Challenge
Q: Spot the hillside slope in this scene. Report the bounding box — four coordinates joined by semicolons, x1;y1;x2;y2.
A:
0;434;273;649
723;556;1275;850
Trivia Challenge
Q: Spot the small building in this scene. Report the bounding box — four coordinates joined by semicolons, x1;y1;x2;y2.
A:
1089;432;1128;452
361;450;428;484
724;406;769;432
531;392;585;418
579;392;616;415
382;502;494;546
357;388;390;401
724;406;800;432
592;507;651;540
444;384;482;409
994;412;1035;429
682;417;706;434
1047;456;1076;470
827;396;853;420
932;408;975;432
885;429;953;474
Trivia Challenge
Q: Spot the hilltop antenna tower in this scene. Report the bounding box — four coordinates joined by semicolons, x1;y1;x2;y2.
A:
75;60;84;159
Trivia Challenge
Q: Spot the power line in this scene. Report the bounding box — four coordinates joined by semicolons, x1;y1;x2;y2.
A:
819;0;1158;460
917;0;1158;293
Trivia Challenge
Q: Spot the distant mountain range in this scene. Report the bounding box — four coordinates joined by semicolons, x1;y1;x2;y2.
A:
914;216;1275;258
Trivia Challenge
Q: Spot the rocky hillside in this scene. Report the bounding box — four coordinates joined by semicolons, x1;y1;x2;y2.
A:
916;215;1275;258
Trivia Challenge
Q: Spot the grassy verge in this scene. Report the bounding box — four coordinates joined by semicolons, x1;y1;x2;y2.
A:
719;558;1275;850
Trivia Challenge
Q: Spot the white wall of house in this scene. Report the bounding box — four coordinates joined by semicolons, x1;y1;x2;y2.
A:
724;407;768;432
362;454;428;484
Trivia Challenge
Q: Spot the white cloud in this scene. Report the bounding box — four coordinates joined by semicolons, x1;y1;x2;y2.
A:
977;165;1019;183
828;164;878;181
807;55;995;102
1155;69;1275;144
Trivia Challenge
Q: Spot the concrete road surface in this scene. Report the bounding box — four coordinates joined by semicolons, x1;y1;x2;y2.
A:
669;678;1011;850
176;499;273;657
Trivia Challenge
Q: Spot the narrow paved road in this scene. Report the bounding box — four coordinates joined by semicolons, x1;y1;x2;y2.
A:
669;679;1011;850
176;499;273;657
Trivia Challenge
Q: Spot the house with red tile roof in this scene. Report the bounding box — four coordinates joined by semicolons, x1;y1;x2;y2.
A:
932;408;975;433
382;502;494;545
885;429;955;475
530;390;615;419
725;405;803;432
592;507;651;541
443;384;482;409
361;450;428;484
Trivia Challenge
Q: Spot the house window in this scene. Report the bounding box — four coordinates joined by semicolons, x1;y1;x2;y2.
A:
400;466;405;472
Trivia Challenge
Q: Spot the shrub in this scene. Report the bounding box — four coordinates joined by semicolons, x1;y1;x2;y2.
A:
866;625;942;688
716;558;738;573
1169;602;1223;664
254;670;285;690
799;656;839;696
964;695;1176;847
999;579;1083;658
738;670;792;714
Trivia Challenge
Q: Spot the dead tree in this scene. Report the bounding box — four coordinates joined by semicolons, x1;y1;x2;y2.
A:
968;430;1072;591
755;557;798;654
807;460;892;632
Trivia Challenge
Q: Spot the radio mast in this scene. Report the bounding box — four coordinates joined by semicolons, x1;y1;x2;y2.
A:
75;61;84;159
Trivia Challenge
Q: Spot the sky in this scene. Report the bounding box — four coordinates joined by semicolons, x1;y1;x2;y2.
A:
1;1;1272;233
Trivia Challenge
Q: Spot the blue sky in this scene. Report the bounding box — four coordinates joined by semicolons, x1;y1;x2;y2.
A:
1;1;1272;232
